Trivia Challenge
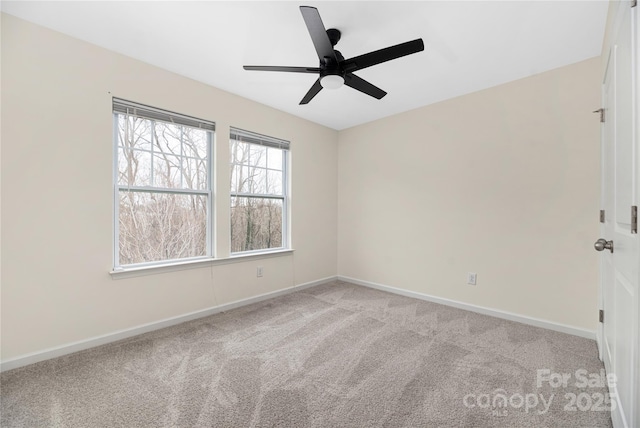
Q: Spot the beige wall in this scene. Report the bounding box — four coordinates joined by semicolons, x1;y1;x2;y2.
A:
0;14;338;360
338;57;601;331
1;12;603;362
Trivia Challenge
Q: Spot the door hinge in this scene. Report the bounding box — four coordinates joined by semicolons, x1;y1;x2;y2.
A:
593;108;605;123
600;210;605;223
599;310;604;323
632;206;637;233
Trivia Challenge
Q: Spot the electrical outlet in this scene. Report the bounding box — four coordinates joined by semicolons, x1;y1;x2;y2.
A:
467;272;477;285
257;267;263;277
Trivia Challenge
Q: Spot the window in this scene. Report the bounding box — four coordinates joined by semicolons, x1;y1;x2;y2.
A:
230;128;289;253
113;98;214;268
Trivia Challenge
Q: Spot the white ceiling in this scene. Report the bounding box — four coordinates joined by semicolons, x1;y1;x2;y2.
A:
2;1;608;130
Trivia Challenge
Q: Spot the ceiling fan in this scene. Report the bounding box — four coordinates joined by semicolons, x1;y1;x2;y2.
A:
244;6;425;105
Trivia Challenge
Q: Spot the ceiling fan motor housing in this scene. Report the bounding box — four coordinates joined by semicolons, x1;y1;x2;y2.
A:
321;49;345;79
326;28;341;46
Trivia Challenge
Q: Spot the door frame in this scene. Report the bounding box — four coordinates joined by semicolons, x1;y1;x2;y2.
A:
631;3;638;427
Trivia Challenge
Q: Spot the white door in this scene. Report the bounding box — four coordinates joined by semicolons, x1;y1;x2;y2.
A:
598;2;638;428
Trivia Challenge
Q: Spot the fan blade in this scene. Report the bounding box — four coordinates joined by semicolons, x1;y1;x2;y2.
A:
300;79;323;105
344;39;424;72
244;66;321;73
300;6;337;62
344;74;387;99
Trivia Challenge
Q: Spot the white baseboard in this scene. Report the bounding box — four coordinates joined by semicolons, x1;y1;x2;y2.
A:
338;275;596;340
2;274;594;372
0;276;337;373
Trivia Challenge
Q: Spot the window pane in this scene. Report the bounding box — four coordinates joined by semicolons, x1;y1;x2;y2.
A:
118;115;152;151
230;197;283;253
234;165;251;193
119;191;207;265
118;148;151;187
153;154;181;188
236;165;267;194
154;122;182;155
183;128;208;159
267;147;282;170
266;170;282;195
183;157;207;190
246;167;267;194
250;144;267;168
231;140;248;165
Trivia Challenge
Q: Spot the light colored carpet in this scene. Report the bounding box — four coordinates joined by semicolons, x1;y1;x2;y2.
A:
1;281;612;427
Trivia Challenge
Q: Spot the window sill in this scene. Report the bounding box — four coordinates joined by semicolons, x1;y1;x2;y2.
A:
110;249;294;280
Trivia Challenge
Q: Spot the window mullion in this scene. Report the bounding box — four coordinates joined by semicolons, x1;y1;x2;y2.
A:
150;120;155;187
179;126;184;189
230;192;284;200
118;185;208;196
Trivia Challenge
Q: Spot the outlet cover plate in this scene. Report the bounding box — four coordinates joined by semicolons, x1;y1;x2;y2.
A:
467;273;477;285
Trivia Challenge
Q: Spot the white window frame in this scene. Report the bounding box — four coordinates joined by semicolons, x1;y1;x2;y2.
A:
112;98;215;270
230;128;290;255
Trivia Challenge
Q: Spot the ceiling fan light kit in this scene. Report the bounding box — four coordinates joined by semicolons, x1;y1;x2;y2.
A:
320;75;344;89
244;6;424;105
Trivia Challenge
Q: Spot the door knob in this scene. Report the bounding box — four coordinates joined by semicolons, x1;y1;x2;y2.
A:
594;238;614;253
